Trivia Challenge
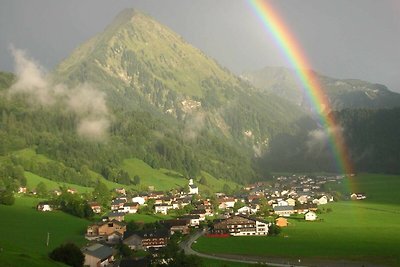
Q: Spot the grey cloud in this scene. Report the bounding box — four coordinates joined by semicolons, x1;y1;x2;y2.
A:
8;47;111;141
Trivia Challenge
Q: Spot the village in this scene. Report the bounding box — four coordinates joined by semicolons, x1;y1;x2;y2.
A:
31;174;367;267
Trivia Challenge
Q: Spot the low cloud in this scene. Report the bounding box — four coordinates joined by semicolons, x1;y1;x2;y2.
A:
306;126;344;155
8;47;111;141
183;111;206;141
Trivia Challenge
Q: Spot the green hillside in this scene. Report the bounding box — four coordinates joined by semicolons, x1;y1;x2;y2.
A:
25;172;93;194
10;147;240;194
0;197;88;267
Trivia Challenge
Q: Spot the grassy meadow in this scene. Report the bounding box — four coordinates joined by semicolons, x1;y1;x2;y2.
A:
122;158;240;193
25;171;93;194
13;148;240;194
0;196;88;267
193;174;400;266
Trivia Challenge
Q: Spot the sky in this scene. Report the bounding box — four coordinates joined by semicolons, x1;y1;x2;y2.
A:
1;0;399;92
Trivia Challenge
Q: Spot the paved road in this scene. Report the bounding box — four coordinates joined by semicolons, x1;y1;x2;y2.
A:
180;230;386;267
180;230;307;267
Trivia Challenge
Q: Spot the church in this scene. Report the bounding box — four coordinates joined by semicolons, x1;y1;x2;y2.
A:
188;178;199;195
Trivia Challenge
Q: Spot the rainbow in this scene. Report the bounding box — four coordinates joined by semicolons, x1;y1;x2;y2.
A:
248;0;353;175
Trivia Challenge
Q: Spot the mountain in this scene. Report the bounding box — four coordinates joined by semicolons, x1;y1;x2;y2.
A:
0;9;314;187
242;66;400;111
53;10;314;173
55;10;310;142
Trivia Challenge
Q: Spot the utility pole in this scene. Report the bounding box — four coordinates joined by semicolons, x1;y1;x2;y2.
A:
46;232;50;247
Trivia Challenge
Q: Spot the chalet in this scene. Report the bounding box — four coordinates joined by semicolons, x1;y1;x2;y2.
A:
105;212;125;222
111;199;126;211
89;202;101;214
154;198;163;205
154;204;173;215
82;243;115;267
297;194;311;204
218;197;236;210
286;197;296;206
86;220;127;241
67;188;77;194
115;188;126;195
273;205;294;217
313;195;328;205
37;202;54;212
294;203;317;214
107;231;124;244
171;201;181;209
161;219;190;235
196;204;214;216
305;211;317;221
276;199;289;207
236;205;257;215
178;215;200;227
18;187;27;194
212;215;269;236
351;193;367;200
190;209;207;221
247;194;262;203
275;217;288;227
124;230;169;250
52;189;62;196
148;191;165;199
122;202;139;214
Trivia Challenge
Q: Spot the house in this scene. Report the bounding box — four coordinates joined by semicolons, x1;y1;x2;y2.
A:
276;200;289;207
105;212;125;222
122;202;139;214
107;231;124;244
132;196;147;205
218;197;236;210
297;195;310;204
82;243;115;267
18;187;27;194
350;193;367;200
313;195;328;205
196;204;214;216
286;197;296;206
236;205;258;215
161;219;190;235
37;202;54;212
127;230;169;250
115;188;126;195
66;188;77;194
111;199;126;211
89;202;101;214
273;205;294;217
275;217;288;227
188;178;199;195
305;211;317;221
148;191;165;199
53;190;62;196
190;209;207;221
86;220;127;241
123;234;143;250
154;204;173;215
212;215;269;236
178;215;200;227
